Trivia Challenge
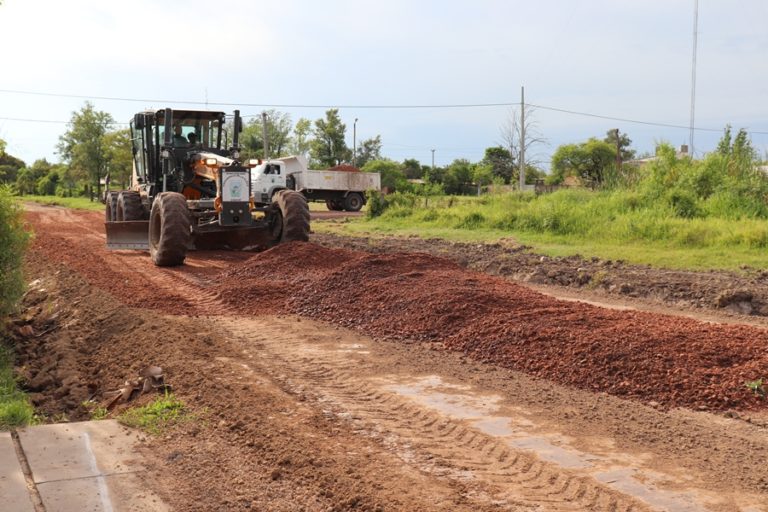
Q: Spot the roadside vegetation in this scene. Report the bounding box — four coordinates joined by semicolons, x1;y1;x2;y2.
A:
0;187;33;428
118;393;191;435
0;345;36;428
323;128;768;270
21;195;103;211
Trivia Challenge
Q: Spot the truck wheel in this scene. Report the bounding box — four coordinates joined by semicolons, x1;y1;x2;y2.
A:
105;191;118;221
325;199;335;211
149;192;191;266
344;192;364;212
117;191;144;221
272;190;310;242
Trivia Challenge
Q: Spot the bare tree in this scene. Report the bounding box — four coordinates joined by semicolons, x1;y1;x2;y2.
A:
498;105;547;186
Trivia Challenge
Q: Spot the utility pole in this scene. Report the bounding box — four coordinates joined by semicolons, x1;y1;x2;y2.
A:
689;0;699;157
519;86;525;190
614;128;622;173
261;111;269;160
353;118;358;167
431;149;435;171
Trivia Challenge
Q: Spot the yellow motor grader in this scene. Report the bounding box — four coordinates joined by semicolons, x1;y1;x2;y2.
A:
105;108;309;266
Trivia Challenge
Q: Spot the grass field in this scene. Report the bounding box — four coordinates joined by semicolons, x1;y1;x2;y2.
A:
22;195;104;211
315;189;768;271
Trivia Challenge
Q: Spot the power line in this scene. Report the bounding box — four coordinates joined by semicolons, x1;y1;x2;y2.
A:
0;88;514;110
0;87;766;135
527;103;725;133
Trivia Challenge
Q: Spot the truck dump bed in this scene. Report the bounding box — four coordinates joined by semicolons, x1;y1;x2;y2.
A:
293;170;381;192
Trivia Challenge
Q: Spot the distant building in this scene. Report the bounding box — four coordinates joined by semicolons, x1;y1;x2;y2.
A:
626;145;691;166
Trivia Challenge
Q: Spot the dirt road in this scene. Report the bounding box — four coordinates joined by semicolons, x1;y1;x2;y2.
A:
8;203;768;511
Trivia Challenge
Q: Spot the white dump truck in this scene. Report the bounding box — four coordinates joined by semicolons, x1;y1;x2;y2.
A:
250;155;381;211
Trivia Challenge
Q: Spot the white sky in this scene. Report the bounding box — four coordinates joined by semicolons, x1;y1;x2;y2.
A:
0;0;766;168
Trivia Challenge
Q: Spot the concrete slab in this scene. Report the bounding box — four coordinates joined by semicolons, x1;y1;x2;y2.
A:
38;473;169;512
0;431;35;512
18;420;143;483
17;420;168;511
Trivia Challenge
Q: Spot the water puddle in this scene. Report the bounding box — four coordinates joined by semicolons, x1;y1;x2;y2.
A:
380;374;759;512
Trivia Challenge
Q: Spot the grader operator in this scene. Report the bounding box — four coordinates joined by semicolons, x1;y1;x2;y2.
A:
105;108;309;266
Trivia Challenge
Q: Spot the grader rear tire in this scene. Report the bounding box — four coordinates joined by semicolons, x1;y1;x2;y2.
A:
105;191;118;221
273;190;310;242
149;192;191;266
117;191;144;221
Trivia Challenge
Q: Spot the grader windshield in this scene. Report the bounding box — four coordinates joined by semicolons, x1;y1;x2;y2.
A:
154;111;224;150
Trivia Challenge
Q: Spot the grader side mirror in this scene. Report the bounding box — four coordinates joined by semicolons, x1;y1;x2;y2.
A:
133;114;144;130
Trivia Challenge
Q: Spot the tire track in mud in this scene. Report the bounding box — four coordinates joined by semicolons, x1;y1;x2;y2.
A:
220;318;649;512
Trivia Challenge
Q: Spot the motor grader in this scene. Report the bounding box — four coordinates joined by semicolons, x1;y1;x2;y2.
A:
105;108;309;266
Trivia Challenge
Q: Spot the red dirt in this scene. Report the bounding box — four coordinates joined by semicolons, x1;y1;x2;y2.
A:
327;164;361;172
219;243;768;412
23;207;768;412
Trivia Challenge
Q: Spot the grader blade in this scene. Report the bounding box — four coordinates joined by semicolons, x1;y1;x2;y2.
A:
105;221;150;250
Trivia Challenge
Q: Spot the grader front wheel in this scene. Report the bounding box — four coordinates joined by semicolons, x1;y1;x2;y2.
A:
149;192;191;266
272;190;310;243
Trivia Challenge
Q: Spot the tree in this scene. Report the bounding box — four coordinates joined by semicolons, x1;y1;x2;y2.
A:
472;163;494;193
443;159;474;195
481;146;514;183
499;105;546;187
603;129;636;161
0;139;26;185
104;128;132;189
362;159;407;192
355;135;382;168
240;110;293;159
401;158;423;179
310;109;350;167
290;118;312;158
57;102;114;200
14;159;52;195
717;125;757;162
550;138;616;185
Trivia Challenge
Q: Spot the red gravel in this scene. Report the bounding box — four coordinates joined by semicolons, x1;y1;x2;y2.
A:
218;242;768;411
327;164;361;173
23;205;768;413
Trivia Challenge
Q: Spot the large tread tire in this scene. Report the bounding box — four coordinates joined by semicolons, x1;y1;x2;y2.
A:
344;192;364;212
117;191;144;221
105;191;118;221
273;190;310;242
149;192;191;266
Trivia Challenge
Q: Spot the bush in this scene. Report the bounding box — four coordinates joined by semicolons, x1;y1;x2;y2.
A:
667;189;701;219
0;187;29;317
366;190;388;218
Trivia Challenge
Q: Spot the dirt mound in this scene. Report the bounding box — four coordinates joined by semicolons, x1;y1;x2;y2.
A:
266;246;768;411
222;241;360;278
327;164;361;172
313;233;768;318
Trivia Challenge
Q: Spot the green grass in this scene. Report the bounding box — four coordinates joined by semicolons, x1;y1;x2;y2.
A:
0;345;36;429
313;189;768;271
118;393;190;434
21;195;104;211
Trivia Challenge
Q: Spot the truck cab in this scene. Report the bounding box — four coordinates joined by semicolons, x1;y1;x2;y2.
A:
251;161;288;203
